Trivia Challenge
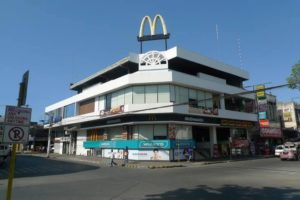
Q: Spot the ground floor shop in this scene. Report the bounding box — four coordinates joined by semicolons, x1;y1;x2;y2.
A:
52;114;256;161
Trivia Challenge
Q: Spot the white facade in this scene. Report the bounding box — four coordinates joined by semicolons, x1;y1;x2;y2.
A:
45;47;257;160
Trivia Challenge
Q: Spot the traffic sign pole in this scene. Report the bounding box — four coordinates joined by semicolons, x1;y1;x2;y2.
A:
6;70;29;200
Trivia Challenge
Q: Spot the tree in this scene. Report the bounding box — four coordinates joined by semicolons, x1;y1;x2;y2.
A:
287;60;300;90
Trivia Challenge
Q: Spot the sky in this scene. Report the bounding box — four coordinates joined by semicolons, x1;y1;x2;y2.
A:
1;0;300;122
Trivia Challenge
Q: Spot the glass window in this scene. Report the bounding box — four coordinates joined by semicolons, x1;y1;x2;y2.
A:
189;89;197;100
111;91;119;108
179;87;188;104
158;85;170;103
138;125;153;140
145;85;158;103
205;92;213;109
124;87;132;105
117;89;125;106
197;91;205;108
105;94;112;110
175;125;192;139
170;85;175;102
63;103;75;118
99;96;105;111
154;125;167;140
133;86;145;104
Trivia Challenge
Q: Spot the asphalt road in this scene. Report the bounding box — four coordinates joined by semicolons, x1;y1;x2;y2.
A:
1;155;300;200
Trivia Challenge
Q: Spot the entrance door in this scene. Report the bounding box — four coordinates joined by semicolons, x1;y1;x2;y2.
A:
192;126;210;160
62;142;69;154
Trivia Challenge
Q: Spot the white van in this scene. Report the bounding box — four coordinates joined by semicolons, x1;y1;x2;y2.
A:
0;144;11;159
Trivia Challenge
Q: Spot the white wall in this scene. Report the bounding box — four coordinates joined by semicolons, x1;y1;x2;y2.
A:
76;131;87;156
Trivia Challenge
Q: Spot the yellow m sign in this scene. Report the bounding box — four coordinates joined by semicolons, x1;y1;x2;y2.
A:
138;14;170;42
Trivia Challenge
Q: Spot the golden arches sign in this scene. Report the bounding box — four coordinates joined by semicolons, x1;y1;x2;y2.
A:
138;14;168;37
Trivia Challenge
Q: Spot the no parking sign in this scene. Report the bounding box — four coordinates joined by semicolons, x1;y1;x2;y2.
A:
3;105;31;144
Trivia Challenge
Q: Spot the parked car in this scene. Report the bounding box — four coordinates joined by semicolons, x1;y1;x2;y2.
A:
280;142;300;161
0;144;11;159
274;145;284;157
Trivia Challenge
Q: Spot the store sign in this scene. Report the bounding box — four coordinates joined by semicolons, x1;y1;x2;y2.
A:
139;140;170;149
283;111;292;122
220;119;254;128
256;85;266;99
259;112;267;119
129;149;170;161
260;127;282;138
259;119;269;127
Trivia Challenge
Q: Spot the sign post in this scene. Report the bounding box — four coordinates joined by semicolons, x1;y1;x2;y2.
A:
6;71;30;200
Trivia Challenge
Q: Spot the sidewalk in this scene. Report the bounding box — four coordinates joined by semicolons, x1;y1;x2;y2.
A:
36;153;274;169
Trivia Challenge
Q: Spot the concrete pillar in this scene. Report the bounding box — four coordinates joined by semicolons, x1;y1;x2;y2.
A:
209;126;217;158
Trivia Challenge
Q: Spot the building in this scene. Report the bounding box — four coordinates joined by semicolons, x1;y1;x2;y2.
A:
277;102;300;139
44;45;262;160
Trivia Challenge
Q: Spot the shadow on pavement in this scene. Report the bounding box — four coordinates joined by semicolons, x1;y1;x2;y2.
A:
0;154;99;179
144;185;300;200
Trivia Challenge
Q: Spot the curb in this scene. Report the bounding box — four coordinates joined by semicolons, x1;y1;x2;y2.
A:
148;164;185;169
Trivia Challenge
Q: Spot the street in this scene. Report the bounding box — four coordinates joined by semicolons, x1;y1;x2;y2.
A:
1;155;300;200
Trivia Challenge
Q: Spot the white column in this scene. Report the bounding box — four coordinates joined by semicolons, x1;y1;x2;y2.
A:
209;126;217;158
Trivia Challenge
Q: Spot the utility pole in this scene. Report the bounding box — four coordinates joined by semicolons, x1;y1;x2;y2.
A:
6;70;29;200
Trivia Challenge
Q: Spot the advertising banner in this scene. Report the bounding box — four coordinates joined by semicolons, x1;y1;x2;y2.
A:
129;149;170;161
256;85;266;99
259;112;267;120
259;119;269;127
260;127;282;138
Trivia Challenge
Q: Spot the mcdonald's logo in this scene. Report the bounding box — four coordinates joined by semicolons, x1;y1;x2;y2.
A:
138;14;170;42
148;114;157;121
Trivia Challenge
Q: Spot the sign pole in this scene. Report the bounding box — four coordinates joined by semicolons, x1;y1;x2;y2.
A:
6;70;29;200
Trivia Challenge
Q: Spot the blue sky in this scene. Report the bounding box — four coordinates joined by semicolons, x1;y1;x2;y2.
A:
1;0;300;122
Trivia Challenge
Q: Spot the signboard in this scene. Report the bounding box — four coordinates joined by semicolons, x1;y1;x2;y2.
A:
3;105;31;143
260;127;282;138
220;119;255;128
259;112;267;120
259;119;270;127
3;125;29;143
256;85;266;99
5;106;32;126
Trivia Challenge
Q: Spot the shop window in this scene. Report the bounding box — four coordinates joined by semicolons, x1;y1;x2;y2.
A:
153;125;167;140
138;125;153;140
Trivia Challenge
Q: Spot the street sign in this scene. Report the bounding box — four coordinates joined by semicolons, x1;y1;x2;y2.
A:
5;106;31;126
3;125;29;143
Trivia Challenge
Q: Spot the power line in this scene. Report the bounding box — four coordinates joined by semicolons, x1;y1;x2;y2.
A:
46;82;297;126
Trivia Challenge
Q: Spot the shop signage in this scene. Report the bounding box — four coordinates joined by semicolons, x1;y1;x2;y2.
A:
231;139;249;148
283;111;292;122
138;14;169;40
256;85;266;99
260;127;282;138
259;112;267;119
259;119;269;127
139;140;170;149
220;119;254;128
